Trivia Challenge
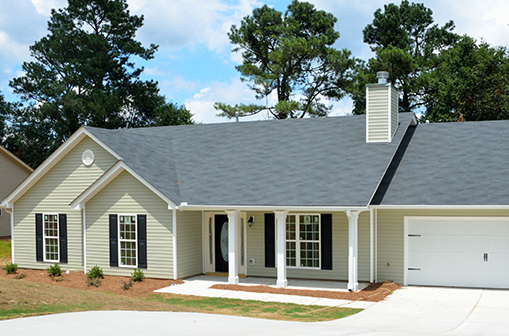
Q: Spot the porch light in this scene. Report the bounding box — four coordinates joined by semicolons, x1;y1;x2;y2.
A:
247;216;255;227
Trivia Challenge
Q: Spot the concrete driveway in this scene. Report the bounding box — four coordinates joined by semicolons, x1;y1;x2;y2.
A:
1;287;509;335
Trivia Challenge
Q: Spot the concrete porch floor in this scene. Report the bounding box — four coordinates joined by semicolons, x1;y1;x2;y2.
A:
154;275;372;309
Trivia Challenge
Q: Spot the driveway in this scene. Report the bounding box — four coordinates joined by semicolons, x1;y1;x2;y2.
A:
1;287;509;335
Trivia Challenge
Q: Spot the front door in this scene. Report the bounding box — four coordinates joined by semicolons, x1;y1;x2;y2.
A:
214;214;229;273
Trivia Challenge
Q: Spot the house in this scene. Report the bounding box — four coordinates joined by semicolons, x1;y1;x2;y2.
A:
0;145;33;237
2;72;509;290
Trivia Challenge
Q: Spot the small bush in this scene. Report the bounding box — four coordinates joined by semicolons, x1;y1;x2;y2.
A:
13;273;26;280
46;263;62;277
87;278;101;287
5;262;18;274
120;279;133;291
87;265;104;279
130;269;145;283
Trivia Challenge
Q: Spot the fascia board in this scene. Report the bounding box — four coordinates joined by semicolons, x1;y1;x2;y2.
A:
0;145;33;172
1;127;122;207
70;161;176;210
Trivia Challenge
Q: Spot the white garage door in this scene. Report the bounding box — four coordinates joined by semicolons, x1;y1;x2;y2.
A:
406;217;509;289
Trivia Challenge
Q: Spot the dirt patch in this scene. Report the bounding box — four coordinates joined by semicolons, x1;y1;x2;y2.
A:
0;268;183;298
211;281;401;302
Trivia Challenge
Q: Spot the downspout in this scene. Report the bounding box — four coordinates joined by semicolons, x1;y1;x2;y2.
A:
172;208;177;280
370;207;374;283
82;206;87;274
5;206;14;263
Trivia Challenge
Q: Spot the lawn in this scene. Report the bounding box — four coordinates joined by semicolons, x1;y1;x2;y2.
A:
0;276;361;322
0;238;10;259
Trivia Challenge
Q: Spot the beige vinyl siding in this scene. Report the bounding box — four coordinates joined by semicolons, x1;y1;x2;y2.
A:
376;208;509;285
86;171;173;278
245;211;371;281
14;137;116;270
390;86;398;137
0;151;31;237
367;85;390;143
176;211;203;278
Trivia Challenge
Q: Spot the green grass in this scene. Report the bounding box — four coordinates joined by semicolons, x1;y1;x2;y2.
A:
0;303;103;320
148;294;361;321
0;239;11;259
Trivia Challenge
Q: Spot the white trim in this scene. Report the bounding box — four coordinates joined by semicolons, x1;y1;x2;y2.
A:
0;127;122;207
388;85;392;143
173;208;178;280
118;214;138;268
70;160;176;210
403;217;409;286
369;207;374;283
201;210;205;275
82;206;87;274
346;210;360;291
274;210;289;287
0;145;33;172
285;214;321;270
372;205;509;210
225;210;240;285
42;213;60;263
374;208;378;282
365;85;369;143
178;204;368;212
5;206;14;263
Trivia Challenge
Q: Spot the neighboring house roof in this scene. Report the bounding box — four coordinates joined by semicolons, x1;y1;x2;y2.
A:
85;112;416;207
0;145;33;173
375;120;509;206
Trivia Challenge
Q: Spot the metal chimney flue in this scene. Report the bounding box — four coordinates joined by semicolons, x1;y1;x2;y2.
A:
376;71;389;84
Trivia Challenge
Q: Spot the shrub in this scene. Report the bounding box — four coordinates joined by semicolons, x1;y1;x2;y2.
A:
130;269;145;283
46;263;62;277
13;273;26;280
87;278;101;287
87;265;104;280
5;262;18;275
121;279;133;291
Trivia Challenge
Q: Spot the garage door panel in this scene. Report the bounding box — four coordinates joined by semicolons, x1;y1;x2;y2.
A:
407;217;509;289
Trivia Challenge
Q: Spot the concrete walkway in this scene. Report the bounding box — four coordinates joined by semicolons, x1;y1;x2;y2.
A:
2;287;509;335
154;275;373;309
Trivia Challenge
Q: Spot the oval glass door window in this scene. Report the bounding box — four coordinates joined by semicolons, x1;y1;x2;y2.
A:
220;221;229;262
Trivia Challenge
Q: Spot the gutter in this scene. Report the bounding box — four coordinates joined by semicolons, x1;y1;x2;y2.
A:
176;203;369;212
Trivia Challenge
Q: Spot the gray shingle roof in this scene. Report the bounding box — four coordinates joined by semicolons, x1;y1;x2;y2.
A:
86;113;415;207
377;120;509;205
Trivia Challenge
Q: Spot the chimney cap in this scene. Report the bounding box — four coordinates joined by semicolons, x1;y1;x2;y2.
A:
376;71;389;84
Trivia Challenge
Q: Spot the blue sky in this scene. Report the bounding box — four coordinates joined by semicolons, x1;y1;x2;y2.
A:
0;0;508;123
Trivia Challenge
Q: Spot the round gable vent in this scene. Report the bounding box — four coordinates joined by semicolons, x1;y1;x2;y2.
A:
82;150;95;166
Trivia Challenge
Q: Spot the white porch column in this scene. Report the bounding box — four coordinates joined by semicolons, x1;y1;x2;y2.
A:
346;210;360;291
226;210;240;285
274;210;288;288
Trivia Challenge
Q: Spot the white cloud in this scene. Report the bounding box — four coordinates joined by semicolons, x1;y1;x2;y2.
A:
0;32;29;61
30;0;66;15
127;0;261;53
185;78;271;123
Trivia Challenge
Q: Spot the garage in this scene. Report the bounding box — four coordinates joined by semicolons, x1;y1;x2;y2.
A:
405;217;509;289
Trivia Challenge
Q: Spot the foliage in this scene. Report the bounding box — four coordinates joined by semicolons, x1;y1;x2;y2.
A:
359;0;458;113
86;265;104;280
46;264;62;277
7;0;192;168
0;92;8;141
87;278;101;287
216;0;359;119
130;269;145;283
422;36;509;122
121;279;133;290
5;262;18;275
13;273;26;280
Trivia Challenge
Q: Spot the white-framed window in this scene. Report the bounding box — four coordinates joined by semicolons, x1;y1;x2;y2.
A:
286;214;320;268
118;214;137;268
43;214;59;262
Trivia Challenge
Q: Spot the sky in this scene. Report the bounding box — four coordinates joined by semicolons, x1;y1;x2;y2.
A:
0;0;508;124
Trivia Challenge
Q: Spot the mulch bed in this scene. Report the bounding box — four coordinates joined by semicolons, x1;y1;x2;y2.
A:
211;281;401;302
0;268;183;298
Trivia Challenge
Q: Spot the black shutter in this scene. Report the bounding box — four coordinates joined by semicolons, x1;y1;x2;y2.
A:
321;214;333;270
109;214;118;267
59;214;68;263
36;213;43;261
264;213;275;268
137;214;147;269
